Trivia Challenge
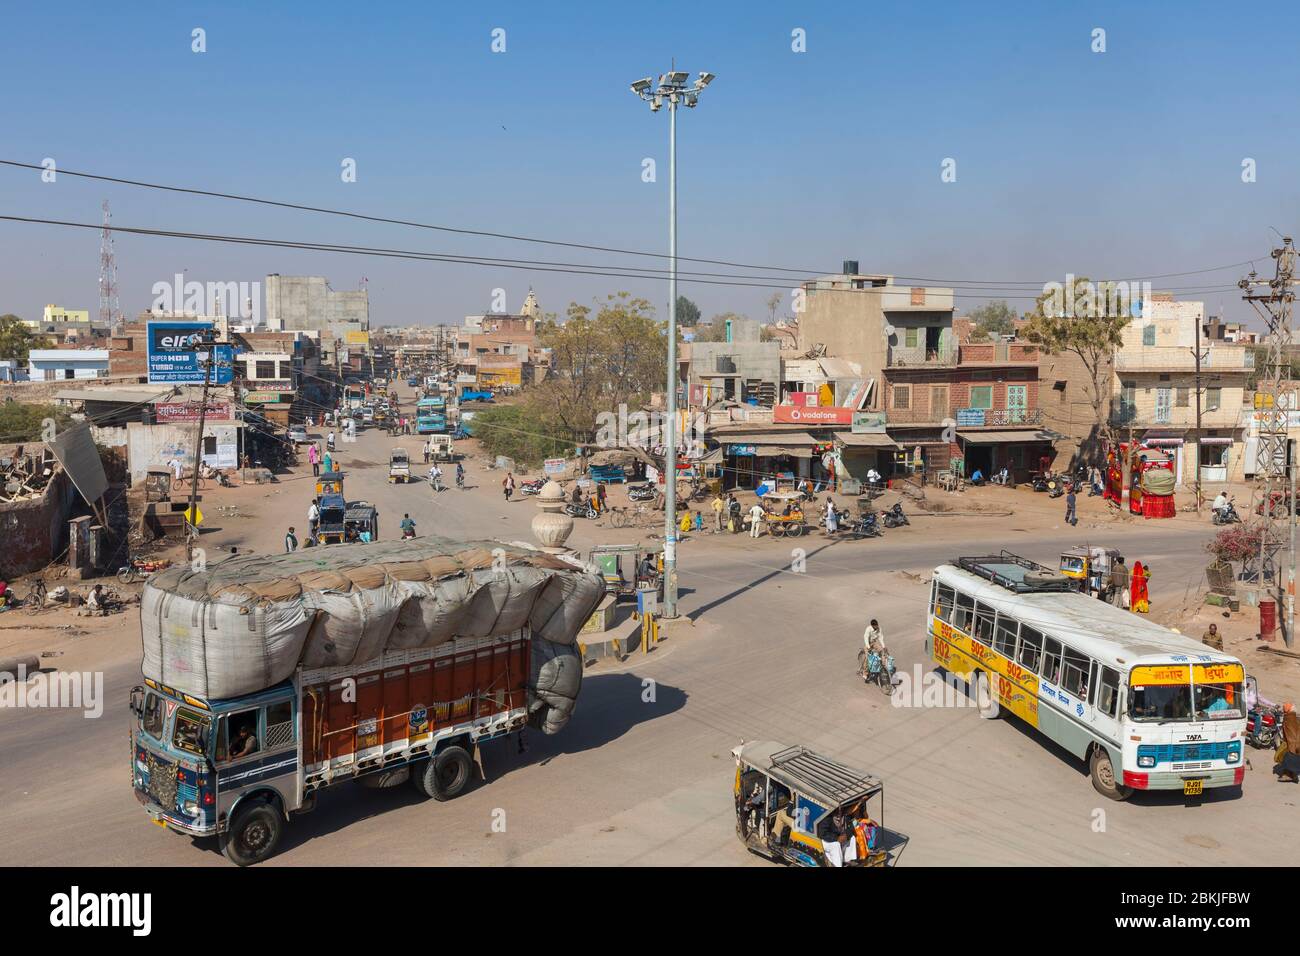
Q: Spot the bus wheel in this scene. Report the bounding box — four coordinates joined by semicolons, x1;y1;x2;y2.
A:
416;746;473;801
974;671;1000;719
1089;747;1132;801
223;801;283;866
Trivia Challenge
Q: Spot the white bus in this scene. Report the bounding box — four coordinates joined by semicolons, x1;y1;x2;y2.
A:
925;553;1246;800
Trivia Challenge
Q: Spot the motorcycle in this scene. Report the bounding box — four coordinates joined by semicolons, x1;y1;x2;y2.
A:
1211;500;1241;525
817;506;852;531
455;470;465;489
883;502;909;528
858;649;896;696
428;474;444;493
519;478;546;496
628;483;658;502
852;511;882;538
564;501;598;519
1245;676;1283;749
401;528;416;540
117;557;172;585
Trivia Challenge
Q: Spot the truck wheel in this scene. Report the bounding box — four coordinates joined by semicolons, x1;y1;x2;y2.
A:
223;801;283;866
1089;747;1132;801
415;746;473;801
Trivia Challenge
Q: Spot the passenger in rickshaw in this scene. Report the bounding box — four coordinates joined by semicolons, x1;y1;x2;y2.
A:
742;781;765;837
769;786;795;845
821;808;857;867
344;522;360;543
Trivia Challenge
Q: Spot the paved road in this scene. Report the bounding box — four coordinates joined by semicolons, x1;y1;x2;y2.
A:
1;399;1292;866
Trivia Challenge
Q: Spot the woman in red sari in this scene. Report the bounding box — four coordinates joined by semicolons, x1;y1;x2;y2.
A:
1130;561;1150;613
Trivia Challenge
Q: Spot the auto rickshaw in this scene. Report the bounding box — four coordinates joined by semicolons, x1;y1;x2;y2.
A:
1060;546;1123;601
314;470;345;500
388;448;411;483
316;493;349;544
733;741;904;867
759;489;807;537
589;544;661;600
343;502;379;543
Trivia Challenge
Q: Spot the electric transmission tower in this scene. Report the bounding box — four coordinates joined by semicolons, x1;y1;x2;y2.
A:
1239;237;1297;584
98;200;122;333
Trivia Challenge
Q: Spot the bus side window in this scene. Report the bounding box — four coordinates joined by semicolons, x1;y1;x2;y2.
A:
1041;639;1062;684
993;614;1018;658
974;603;997;644
1097;667;1119;717
1060;647;1091;699
953;592;975;632
934;583;955;623
1017;626;1042;673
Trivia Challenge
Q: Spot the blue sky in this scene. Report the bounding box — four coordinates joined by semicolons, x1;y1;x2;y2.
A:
1;0;1297;329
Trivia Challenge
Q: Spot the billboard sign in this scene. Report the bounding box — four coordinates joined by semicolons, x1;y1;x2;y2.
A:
147;321;233;384
155;401;232;423
773;405;854;425
850;411;887;433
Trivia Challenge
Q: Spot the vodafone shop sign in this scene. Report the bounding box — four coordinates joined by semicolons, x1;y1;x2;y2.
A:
772;405;854;425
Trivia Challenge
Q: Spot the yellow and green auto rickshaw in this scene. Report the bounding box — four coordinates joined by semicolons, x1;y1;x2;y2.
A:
733;740;905;867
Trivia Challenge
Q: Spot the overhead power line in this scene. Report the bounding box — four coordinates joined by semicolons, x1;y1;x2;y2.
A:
0;214;1248;303
0;158;1263;288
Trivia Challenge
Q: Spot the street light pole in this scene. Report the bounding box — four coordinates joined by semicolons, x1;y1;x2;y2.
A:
631;69;714;620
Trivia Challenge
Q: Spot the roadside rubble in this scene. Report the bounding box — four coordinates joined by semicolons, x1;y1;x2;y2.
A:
0;447;55;502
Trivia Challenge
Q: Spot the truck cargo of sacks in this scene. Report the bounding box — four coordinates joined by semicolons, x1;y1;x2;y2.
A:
139;537;604;734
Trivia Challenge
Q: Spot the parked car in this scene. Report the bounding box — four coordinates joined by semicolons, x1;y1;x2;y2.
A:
288;425;309;445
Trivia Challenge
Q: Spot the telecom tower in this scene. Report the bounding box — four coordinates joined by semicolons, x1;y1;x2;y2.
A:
1239;237;1297;586
98;200;122;333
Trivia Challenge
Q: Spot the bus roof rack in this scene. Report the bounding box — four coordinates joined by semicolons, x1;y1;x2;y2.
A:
955;551;1076;593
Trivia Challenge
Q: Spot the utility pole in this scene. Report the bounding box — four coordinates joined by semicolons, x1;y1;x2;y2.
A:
1239;237;1297;645
630;68;716;619
185;331;217;562
1193;316;1203;513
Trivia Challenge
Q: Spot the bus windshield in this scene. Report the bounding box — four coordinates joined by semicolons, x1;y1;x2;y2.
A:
1193;680;1244;720
1129;682;1193;722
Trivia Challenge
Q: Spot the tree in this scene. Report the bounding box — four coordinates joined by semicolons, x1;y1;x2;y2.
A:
0;402;71;442
675;295;701;328
1021;276;1131;449
0;314;48;363
966;301;1016;342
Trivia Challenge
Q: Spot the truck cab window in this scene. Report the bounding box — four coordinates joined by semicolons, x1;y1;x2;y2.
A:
264;700;294;749
173;710;211;757
224;709;261;760
142;692;165;738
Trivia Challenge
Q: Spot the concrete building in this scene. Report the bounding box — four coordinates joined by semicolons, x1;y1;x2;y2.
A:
27;348;110;381
0;359;28;382
1112;298;1252;486
264;275;369;343
884;340;1055;480
795;261;956;410
685;340;782;407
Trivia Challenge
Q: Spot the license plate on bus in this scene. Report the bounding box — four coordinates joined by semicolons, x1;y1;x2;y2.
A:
1183;779;1204;796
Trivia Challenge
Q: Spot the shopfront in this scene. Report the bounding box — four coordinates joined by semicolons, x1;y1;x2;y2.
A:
956;429;1058;482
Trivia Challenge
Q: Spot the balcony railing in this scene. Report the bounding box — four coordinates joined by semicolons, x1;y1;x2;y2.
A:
885;406;1043;426
888;345;956;367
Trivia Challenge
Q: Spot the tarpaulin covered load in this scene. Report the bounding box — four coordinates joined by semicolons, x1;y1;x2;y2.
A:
140;537;604;734
1140;468;1176;497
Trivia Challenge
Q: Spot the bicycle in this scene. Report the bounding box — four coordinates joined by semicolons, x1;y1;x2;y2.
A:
858;649;896;697
26;578;47;615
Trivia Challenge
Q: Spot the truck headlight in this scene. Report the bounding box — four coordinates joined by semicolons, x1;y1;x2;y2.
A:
1226;750;1240;764
1137;755;1156;768
181;801;198;817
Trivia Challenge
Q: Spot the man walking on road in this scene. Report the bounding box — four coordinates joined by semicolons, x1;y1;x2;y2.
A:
1065;484;1078;526
503;472;515;501
748;501;765;538
711;493;725;532
285;526;299;552
307;500;319;538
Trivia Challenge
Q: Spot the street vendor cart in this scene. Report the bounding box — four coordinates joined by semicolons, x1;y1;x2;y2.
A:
759;489;807;537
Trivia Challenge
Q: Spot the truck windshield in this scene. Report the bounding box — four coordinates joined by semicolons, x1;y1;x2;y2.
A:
142;691;165;738
173;709;212;756
1194;680;1244;720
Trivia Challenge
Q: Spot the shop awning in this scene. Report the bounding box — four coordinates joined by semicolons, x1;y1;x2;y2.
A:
957;429;1057;444
833;431;898;448
753;444;814;458
1198;437;1233;445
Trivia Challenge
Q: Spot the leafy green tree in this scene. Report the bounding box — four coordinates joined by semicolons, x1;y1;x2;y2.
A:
471;404;572;467
0;402;72;443
0;314;49;363
675;295;701;328
1021;276;1131;446
966;301;1017;342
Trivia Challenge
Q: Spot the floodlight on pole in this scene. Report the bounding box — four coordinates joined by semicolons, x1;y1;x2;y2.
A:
628;68;715;620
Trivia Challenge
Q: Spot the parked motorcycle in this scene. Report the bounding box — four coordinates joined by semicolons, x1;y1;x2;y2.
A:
519;478;546;496
1245;676;1283;749
883;502;910;528
628;483;658;502
117;557;172;585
